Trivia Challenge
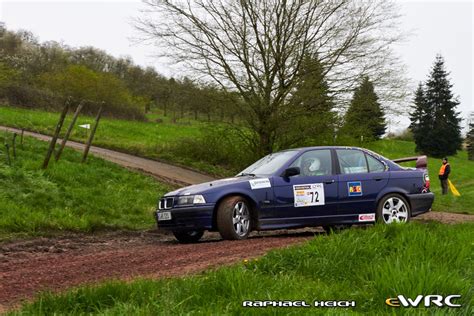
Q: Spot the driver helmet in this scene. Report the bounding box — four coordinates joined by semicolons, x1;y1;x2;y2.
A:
302;157;321;173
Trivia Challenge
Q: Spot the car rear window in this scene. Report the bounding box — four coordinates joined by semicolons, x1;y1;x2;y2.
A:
366;154;386;172
336;149;368;174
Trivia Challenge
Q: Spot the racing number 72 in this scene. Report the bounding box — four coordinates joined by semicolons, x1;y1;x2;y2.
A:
309;191;319;203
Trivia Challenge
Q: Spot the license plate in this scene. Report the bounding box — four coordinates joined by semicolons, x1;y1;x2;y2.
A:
157;211;172;221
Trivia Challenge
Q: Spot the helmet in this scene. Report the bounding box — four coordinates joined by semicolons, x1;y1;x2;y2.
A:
302;157;321;172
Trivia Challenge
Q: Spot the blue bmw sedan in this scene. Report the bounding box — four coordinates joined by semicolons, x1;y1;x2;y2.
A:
156;147;434;243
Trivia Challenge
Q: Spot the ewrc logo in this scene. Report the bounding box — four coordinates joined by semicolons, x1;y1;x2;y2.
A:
386;295;461;308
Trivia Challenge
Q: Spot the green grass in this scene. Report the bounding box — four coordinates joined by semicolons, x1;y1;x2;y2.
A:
0;134;169;240
1;105;473;214
0;105;230;176
13;222;474;315
366;140;474;214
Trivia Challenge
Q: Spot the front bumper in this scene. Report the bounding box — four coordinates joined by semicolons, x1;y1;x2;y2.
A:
155;204;215;232
407;192;435;216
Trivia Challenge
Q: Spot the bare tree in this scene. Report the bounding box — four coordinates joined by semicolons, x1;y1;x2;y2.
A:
136;0;406;155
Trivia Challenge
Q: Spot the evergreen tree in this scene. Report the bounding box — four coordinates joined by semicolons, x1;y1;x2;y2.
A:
417;55;462;157
409;83;433;152
278;54;336;148
467;114;474;161
341;76;386;140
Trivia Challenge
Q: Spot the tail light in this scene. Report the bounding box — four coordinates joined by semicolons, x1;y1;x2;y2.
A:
423;173;430;191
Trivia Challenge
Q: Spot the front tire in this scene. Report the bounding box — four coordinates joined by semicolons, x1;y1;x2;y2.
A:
377;194;410;224
217;196;252;240
173;230;204;243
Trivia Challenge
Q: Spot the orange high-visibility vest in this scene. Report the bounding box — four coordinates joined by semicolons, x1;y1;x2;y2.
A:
439;163;449;175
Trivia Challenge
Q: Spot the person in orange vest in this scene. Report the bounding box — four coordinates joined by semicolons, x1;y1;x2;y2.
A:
438;157;451;195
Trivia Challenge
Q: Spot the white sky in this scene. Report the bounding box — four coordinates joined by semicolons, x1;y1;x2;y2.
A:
0;0;473;132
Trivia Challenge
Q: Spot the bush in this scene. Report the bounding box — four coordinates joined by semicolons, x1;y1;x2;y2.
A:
170;125;257;174
387;128;414;141
3;85;58;110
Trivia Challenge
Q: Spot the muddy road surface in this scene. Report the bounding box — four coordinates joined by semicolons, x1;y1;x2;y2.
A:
0;229;318;310
1;211;472;311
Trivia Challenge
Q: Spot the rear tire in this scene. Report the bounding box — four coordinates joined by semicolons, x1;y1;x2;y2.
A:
173;230;204;243
217;196;252;240
377;194;410;224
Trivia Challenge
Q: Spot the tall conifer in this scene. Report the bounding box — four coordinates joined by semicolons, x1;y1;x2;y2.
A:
342;76;386;140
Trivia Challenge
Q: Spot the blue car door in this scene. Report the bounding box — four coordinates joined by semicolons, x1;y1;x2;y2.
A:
268;149;339;228
335;149;389;218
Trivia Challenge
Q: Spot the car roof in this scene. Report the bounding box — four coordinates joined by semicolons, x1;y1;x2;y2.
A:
280;146;370;152
279;146;391;162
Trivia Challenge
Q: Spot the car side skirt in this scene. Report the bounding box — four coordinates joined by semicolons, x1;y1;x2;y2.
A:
258;214;367;230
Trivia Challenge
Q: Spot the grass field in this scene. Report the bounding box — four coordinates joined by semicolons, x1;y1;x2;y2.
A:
13;222;474;315
0;133;169;240
1;105;473;214
0;105;232;176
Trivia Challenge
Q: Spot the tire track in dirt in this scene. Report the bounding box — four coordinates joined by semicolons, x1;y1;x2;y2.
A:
0;230;318;310
1;211;473;310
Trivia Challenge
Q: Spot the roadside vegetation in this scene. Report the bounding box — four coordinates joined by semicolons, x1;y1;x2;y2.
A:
0;134;169;240
14;222;474;315
1;105;473;214
366;140;474;215
0;105;233;176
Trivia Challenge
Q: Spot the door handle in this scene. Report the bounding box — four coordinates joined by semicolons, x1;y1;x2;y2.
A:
324;179;335;184
372;176;383;181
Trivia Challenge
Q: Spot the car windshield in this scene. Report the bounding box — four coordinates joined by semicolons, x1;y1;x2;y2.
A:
237;150;299;176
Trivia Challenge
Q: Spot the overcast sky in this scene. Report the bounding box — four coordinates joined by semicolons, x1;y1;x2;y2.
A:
1;0;472;132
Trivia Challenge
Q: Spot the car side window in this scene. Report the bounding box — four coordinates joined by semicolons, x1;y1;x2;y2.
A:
366;154;385;173
336;149;368;174
290;150;332;177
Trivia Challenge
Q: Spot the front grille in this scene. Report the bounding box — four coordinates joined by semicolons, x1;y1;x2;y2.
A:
159;197;174;209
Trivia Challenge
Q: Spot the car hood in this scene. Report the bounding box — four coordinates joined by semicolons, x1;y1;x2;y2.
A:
164;176;266;196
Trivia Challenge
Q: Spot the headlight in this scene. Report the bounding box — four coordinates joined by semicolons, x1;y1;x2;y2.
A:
193;195;206;204
177;194;206;206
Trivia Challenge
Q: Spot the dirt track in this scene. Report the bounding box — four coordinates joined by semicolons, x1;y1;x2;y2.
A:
1;212;473;310
0;125;215;186
0;229;318;310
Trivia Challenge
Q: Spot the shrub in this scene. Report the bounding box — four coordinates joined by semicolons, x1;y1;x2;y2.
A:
170;125;256;174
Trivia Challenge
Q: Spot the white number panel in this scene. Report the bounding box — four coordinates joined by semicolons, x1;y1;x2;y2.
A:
293;183;325;207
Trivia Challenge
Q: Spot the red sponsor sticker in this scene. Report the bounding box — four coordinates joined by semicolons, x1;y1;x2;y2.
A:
358;213;375;222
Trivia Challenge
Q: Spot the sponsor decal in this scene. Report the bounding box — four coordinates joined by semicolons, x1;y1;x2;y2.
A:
242;300;356;308
358;213;375;222
249;178;271;189
293;183;325;207
386;295;461;308
347;181;362;196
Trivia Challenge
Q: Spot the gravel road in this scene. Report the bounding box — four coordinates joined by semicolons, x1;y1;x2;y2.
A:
0;125;215;186
1;211;472;310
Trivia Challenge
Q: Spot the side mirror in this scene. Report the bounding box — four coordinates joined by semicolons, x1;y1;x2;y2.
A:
282;167;300;178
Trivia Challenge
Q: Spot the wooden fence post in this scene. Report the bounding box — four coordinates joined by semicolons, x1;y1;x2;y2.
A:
42;99;70;169
12;133;17;159
55;100;84;161
82;104;104;163
20;129;24;148
4;143;10;166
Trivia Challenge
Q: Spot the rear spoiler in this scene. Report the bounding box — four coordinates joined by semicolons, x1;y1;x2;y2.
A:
392;155;427;169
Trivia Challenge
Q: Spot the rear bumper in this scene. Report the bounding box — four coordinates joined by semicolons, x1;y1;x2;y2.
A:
407;192;435;216
155;204;214;232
